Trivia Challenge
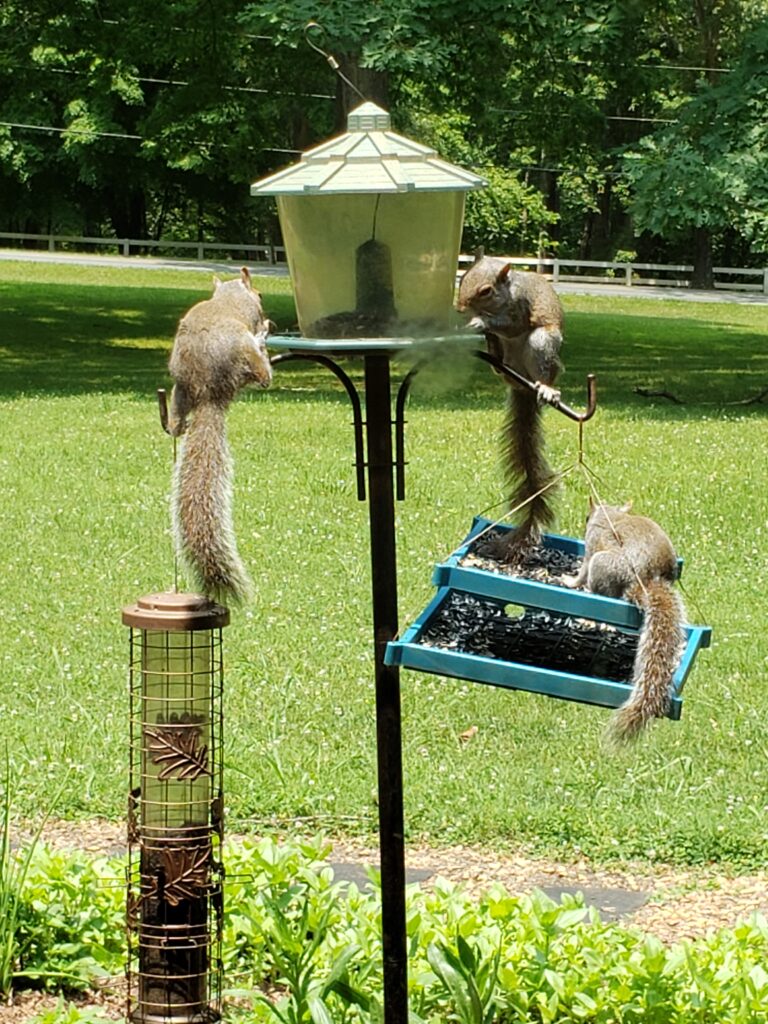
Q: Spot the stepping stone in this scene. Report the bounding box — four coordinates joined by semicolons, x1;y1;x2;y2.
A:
541;885;648;922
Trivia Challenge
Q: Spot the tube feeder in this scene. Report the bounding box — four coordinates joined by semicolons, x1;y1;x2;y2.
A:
123;592;228;1024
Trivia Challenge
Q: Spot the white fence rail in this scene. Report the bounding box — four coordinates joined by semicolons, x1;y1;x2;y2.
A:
457;254;768;294
0;231;287;264
1;232;766;293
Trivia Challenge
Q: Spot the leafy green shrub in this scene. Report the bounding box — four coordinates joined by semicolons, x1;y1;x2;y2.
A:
6;836;768;1024
16;847;124;991
0;755;72;998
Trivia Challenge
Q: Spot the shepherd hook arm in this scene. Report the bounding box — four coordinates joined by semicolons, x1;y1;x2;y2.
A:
475;350;597;423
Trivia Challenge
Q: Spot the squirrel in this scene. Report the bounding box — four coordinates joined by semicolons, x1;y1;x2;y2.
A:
457;251;564;560
166;267;272;606
564;500;686;743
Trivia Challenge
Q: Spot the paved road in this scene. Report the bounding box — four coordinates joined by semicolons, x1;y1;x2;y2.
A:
0;247;289;277
2;246;767;304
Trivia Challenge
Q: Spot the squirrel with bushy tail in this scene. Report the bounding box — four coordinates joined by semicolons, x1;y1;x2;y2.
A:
166;267;272;605
565;501;686;744
457;250;564;560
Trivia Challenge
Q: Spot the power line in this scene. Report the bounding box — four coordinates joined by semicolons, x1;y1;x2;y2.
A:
491;106;678;125
13;64;334;101
0;120;142;141
551;56;731;74
0;119;305;155
641;62;730;73
606;114;677;124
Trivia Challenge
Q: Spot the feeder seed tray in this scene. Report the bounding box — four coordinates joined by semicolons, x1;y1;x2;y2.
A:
385;517;711;717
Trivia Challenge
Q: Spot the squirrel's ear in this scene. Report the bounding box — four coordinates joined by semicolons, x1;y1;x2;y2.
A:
620;500;633;512
472;246;485;264
497;262;513;282
212;274;222;290
240;266;252;287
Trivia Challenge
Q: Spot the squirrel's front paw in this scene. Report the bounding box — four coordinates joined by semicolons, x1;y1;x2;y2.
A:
534;382;561;406
467;316;487;334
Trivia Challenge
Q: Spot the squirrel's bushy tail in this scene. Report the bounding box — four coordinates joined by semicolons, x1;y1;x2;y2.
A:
608;579;685;744
501;388;558;550
172;402;252;606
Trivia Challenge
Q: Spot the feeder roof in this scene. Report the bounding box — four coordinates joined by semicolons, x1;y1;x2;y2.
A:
251;102;487;196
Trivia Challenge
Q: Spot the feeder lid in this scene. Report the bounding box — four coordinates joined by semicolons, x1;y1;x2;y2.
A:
122;592;230;631
251;101;487;196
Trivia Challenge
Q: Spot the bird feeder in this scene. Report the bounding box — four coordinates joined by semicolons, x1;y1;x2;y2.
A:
385;516;712;716
123;592;228;1024
251;101;486;338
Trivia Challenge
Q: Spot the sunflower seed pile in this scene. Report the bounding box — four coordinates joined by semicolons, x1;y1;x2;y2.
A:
460;530;583;586
421;592;637;682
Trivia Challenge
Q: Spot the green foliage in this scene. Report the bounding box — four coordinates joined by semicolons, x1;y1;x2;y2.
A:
0;754;73;998
6;836;768;1023
2;1;766;263
31;1000;110;1024
623;19;768;252
401;101;556;253
14;847;125;992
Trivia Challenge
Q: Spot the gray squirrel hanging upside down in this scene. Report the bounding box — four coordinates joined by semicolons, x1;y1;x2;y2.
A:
457;250;564;561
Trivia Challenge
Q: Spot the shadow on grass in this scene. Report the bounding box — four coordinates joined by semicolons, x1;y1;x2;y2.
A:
1;282;766;418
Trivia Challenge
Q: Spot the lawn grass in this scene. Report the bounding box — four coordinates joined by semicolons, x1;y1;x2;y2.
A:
1;259;767;868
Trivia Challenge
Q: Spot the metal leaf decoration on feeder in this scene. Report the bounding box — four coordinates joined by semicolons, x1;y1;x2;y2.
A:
157;846;211;908
146;725;211;782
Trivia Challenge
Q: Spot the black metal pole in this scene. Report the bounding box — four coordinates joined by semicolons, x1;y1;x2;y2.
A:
363;353;408;1024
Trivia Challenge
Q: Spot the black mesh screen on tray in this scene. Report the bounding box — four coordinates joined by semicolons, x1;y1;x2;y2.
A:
421;592;638;683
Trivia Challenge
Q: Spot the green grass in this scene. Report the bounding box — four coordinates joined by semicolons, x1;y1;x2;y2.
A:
1;260;767;868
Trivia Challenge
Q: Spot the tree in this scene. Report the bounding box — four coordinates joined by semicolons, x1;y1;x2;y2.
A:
622;18;768;287
0;0;331;240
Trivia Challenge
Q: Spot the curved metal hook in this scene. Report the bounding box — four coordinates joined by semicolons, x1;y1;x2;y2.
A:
304;21;367;102
394;360;429;501
304;21;336;65
475;349;597;423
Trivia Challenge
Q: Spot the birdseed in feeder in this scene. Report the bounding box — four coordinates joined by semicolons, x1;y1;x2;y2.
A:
461;530;583;586
421;592;638;683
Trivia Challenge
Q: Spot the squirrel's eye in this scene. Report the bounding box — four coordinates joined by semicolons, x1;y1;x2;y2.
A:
477;285;493;298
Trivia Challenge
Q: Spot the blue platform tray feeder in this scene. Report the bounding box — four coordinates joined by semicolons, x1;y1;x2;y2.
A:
385;516;712;718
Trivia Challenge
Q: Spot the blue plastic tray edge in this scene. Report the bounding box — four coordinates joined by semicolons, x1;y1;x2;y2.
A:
385;587;710;718
433;517;687;627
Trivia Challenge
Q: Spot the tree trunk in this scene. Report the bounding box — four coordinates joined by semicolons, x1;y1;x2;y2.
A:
690;225;714;289
108;189;147;243
542;168;560;249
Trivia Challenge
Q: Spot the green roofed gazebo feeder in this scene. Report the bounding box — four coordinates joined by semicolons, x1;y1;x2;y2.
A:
251;101;486;339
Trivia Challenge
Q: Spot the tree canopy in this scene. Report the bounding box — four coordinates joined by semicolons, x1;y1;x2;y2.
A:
1;0;765;276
